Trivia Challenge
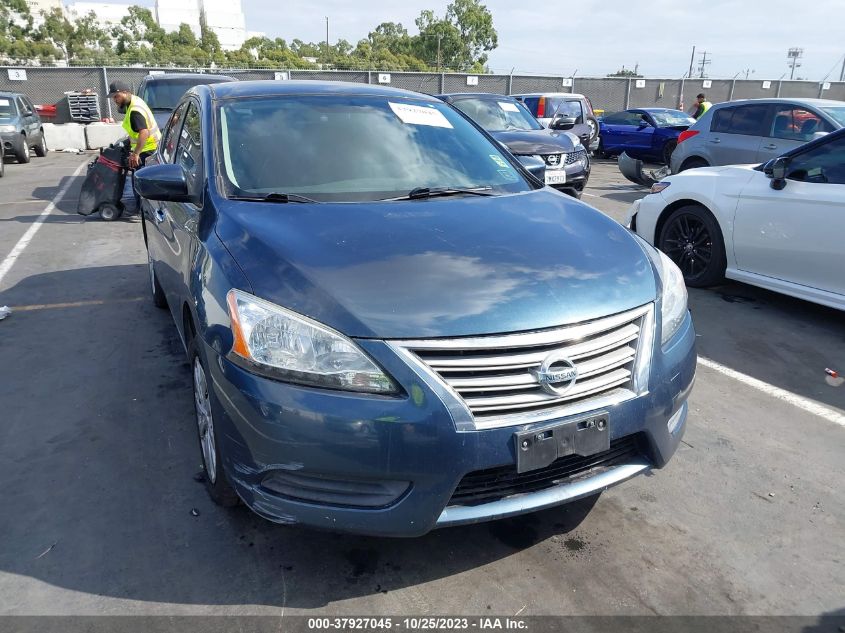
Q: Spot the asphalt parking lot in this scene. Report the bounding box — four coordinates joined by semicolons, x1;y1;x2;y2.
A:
0;153;843;618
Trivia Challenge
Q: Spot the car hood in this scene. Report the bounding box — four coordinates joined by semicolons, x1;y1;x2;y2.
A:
215;190;657;339
491;129;578;155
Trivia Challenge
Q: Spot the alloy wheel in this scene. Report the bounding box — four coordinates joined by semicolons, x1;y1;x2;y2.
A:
662;213;713;281
193;358;217;484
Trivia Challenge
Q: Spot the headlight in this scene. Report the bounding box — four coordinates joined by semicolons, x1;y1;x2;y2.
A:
649;182;671;194
651;250;688;345
0;125;16;133
226;289;397;394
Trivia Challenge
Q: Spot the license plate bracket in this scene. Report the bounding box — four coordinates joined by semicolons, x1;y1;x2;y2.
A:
544;172;567;185
514;413;609;474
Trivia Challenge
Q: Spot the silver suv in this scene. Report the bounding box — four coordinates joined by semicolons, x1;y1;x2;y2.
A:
670;98;845;173
0;91;47;163
513;92;599;151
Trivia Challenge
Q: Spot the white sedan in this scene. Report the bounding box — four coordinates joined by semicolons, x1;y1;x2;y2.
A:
626;128;845;311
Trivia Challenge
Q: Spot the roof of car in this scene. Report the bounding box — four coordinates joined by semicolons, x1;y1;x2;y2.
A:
207;80;442;101
437;93;516;100
711;98;845;107
0;91;24;98
141;73;235;83
511;93;587;99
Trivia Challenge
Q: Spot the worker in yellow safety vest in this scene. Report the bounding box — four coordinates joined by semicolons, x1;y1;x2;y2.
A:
108;80;161;170
691;93;713;120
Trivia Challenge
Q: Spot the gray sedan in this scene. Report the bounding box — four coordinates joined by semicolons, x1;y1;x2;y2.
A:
670;98;845;173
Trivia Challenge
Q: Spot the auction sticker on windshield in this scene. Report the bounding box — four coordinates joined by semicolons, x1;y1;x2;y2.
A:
389;102;453;128
0;99;9;106
498;101;520;112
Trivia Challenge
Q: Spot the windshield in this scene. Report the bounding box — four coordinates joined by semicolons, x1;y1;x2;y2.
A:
451;98;543;132
820;106;845;127
649;110;696;127
140;78;228;111
217;95;532;202
0;97;16;119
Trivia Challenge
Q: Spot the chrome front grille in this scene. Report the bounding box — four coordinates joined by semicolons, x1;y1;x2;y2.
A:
391;305;654;430
566;148;587;165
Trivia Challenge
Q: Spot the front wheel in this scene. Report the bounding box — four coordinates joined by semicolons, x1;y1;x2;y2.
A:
658;204;726;287
15;135;30;163
191;341;240;507
662;140;677;165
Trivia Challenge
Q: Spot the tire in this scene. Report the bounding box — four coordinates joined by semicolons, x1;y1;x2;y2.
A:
14;135;30;164
99;203;123;221
189;338;240;507
662;140;678;165
147;247;167;309
34;131;48;157
679;157;708;172
658;204;726;287
586;117;599;142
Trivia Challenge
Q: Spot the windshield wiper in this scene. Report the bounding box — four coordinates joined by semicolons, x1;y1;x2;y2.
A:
230;192;321;203
385;186;496;201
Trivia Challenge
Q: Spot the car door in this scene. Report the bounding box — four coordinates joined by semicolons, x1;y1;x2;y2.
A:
20;97;37;137
160;100;205;322
756;105;835;162
707;103;771;165
732;133;845;295
601;112;638;152
16;97;35;138
144;101;188;304
627;111;656;154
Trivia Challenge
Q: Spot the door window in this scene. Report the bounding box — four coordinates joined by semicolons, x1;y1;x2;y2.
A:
16;97;30;115
710;104;769;135
770;107;832;141
175;102;203;198
603;111;641;125
785;134;845;185
161;102;187;164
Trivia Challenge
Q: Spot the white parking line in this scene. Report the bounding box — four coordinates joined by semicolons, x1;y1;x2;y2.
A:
0;161;87;288
698;356;845;428
581;192;598;198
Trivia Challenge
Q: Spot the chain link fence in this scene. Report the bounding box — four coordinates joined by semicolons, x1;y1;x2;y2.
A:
1;66;842;123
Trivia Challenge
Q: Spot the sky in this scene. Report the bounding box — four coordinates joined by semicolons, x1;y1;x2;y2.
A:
134;0;845;80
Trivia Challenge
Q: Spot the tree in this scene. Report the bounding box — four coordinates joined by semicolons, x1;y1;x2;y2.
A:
445;0;497;68
607;68;642;77
0;0;60;63
413;0;497;72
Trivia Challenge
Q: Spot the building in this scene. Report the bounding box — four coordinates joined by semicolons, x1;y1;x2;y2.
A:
155;0;201;39
200;0;247;51
25;0;63;26
65;2;130;29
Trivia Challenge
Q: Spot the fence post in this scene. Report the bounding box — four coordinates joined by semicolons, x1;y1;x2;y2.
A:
440;73;445;93
678;77;685;109
367;70;372;84
507;72;513;95
776;80;782;97
624;78;632;109
102;66;112;119
728;78;736;101
818;82;825;99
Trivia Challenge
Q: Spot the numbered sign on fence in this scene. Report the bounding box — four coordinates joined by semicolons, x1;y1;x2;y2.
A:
466;76;479;86
762;81;772;89
635;79;645;88
378;73;391;84
562;78;573;87
7;69;27;81
274;72;289;81
702;80;712;89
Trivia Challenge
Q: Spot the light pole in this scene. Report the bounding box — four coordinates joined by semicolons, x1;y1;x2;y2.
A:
325;17;329;58
787;47;803;80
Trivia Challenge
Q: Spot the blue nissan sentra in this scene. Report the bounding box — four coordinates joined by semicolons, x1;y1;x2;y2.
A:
136;81;695;537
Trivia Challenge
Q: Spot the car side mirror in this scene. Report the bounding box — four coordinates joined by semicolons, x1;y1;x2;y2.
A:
770;156;788;190
638;117;652;128
135;163;191;202
550;116;577;130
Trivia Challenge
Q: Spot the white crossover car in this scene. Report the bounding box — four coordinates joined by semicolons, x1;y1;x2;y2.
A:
627;127;845;311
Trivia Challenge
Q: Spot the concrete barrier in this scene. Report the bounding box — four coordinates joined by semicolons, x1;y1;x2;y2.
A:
42;123;87;151
85;123;126;150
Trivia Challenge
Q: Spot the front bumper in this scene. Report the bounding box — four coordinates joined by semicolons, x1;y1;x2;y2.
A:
201;312;695;537
1;131;21;150
548;157;591;198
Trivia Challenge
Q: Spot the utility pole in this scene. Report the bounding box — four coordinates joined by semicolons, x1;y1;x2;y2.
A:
687;45;696;79
634;62;639;75
787;47;803;80
325;17;329;57
697;51;710;78
839;54;845;82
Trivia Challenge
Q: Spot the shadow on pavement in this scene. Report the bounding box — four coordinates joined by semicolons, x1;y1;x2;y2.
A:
0;264;600;611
